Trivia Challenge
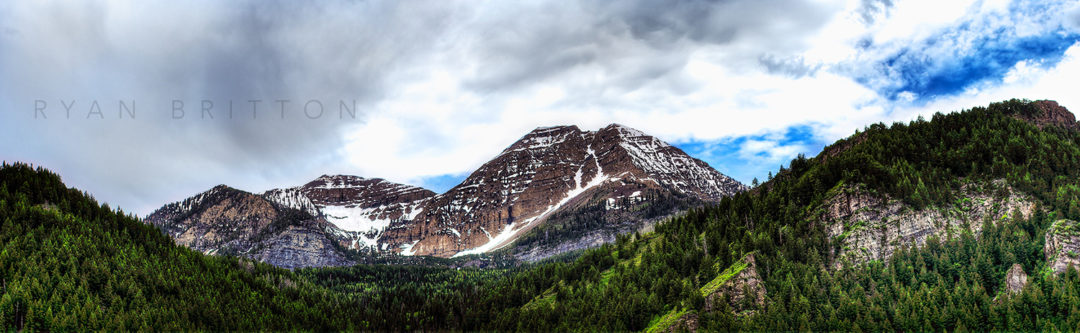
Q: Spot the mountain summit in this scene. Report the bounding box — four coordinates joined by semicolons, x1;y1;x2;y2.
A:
146;124;746;266
381;124;747;258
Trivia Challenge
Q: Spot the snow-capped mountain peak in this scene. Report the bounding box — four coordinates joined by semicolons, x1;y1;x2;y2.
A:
379;123;747;258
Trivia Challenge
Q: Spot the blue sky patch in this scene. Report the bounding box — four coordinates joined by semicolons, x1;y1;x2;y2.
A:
418;172;470;193
862;10;1080;103
675;125;829;186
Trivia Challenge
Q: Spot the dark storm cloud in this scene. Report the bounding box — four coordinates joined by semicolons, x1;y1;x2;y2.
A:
0;1;452;214
462;0;838;93
857;0;893;24
1068;6;1080;31
607;0;739;45
758;54;821;78
0;0;840;215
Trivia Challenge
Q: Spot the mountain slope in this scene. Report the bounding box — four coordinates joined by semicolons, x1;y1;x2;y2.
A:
0;162;357;330
145;185;355;268
380;124;746;258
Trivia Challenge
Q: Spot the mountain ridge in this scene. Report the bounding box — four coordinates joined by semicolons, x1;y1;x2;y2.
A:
146;123;747;266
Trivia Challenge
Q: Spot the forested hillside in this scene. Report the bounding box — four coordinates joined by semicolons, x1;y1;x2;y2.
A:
0;163;356;330
3;99;1080;331
466;99;1080;331
0;162;509;331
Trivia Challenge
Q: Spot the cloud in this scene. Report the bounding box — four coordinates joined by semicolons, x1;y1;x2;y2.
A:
844;0;1080;102
1066;3;1080;32
1;0;1079;216
857;0;894;24
0;1;454;213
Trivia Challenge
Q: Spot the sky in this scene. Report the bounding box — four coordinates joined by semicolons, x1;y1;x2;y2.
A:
1;0;1079;216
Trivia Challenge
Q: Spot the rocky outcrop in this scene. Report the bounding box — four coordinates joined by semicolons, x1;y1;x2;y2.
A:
1004;263;1028;295
662;312;699;333
248;220;355;269
513;229;615;262
1044;219;1080;275
703;254;766;316
147;185;281;256
1013;100;1079;130
824;181;1035;269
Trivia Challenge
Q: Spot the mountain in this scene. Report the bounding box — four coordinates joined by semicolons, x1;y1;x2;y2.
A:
380;124;747;258
144;184;355;268
144;175;437;268
146;123;747;266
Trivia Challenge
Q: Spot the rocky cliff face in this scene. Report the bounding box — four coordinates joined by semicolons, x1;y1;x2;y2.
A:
823;180;1035;269
661;313;699;333
1004;263;1028;295
655;253;765;333
247;220;355;269
147;124;746;266
147;185;278;255
509;182;700;261
145;185;355;268
703;253;767;316
1044;219;1080;275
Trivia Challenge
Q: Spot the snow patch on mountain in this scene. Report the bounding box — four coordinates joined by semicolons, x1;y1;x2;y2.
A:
399;240;421;256
454;145;612;257
320;205;394;233
453;220;526;257
614;125;747;200
169;185;229;215
263;187;320;216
